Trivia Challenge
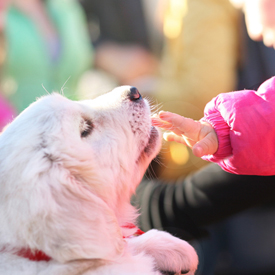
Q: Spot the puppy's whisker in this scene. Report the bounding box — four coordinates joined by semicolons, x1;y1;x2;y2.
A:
41;84;50;95
144;96;163;115
154;156;163;167
145;163;156;180
150;102;163;115
60;76;71;96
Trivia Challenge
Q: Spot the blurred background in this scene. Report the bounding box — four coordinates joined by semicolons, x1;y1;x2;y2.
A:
1;0;275;274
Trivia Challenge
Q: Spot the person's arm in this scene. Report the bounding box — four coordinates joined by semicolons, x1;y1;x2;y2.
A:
134;164;275;240
153;77;275;175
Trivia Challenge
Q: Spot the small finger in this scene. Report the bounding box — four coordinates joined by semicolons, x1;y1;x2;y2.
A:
151;117;173;130
163;132;188;146
192;132;218;157
152;117;183;136
182;136;197;148
159;111;201;139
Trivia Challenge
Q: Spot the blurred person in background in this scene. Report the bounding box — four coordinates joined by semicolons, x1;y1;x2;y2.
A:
1;0;158;128
1;0;158;114
134;0;275;274
0;0;15;131
77;0;160;98
236;0;275;49
0;0;93;113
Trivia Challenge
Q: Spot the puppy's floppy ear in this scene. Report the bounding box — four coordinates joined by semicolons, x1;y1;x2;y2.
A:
35;167;125;263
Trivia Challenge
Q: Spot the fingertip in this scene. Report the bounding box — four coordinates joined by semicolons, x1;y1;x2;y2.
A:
151;117;160;123
159;111;171;118
163;132;175;142
163;132;169;141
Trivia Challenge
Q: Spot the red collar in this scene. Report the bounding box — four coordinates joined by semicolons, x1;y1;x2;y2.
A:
16;248;51;261
3;224;143;262
0;246;51;262
121;223;144;238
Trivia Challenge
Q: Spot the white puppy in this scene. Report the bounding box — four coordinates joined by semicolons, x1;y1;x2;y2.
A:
0;86;198;275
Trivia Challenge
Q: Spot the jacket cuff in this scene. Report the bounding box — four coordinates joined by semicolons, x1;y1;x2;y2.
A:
200;109;232;162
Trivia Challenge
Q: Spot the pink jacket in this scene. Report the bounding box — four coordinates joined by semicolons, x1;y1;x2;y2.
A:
202;76;275;175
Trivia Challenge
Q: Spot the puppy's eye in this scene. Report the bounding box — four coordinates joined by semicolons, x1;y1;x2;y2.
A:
80;119;93;138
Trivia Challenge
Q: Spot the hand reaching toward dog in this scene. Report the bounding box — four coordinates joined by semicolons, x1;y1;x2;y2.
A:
152;111;218;158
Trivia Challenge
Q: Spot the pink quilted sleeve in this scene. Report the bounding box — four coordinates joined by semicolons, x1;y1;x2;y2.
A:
200;76;275;175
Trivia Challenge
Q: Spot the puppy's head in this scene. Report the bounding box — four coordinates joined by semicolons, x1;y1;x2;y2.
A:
0;86;161;263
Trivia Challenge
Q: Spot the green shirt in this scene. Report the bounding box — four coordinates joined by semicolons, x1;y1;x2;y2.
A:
3;0;93;112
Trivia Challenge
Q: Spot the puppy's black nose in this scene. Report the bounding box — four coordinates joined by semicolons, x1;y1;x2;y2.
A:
128;87;142;101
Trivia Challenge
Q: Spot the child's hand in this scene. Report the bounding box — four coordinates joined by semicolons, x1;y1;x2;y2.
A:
152;111;218;158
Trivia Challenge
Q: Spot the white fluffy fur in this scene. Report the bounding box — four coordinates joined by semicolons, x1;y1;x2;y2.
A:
0;86;198;275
